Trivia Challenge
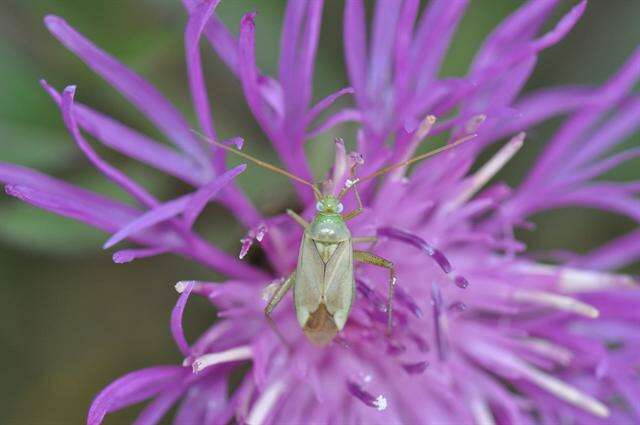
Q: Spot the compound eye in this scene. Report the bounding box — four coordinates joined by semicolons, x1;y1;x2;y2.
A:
316;201;324;212
335;203;344;213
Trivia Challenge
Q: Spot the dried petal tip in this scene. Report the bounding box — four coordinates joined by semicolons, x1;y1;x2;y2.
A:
174;281;194;293
454;275;469;289
238;223;268;258
346;381;388;411
222;137;244;150
112;250;135;264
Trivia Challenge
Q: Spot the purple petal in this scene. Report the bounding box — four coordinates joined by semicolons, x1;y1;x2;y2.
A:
279;0;324;125
343;0;367;105
410;0;469;91
3;183;140;236
377;226;452;273
172;281;195;357
59;84;158;208
185;0;221;140
103;196;190;249
41;81;206;186
174;374;231;425
543;183;640;222
238;13;273;131
346;380;387;411
576;229;640;271
431;283;447;361
368;0;402;98
113;247;169;264
401;361;429;375
87;366;188;425
133;384;187;425
182;0;239;74
307;108;362;139
183;164;246;228
44;15;210;171
307;87;354;124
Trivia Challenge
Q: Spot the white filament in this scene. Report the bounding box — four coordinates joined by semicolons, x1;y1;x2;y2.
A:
448;132;525;209
513;289;599;318
246;379;287;425
191;345;252;373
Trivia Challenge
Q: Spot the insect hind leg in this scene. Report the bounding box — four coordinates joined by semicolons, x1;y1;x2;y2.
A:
264;272;295;350
354;250;397;335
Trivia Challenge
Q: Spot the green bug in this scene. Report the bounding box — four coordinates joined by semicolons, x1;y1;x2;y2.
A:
194;129;473;346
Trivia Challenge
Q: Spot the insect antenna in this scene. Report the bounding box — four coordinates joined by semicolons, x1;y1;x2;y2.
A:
191;129;322;199
357;133;477;183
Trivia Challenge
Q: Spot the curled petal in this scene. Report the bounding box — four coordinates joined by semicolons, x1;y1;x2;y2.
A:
172;281;195;357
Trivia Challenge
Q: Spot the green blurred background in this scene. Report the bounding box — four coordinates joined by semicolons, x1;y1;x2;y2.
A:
0;1;638;423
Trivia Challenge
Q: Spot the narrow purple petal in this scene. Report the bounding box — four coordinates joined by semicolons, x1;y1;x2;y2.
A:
87;366;188;425
174;374;231;425
542;184;640;222
182;0;239;74
367;0;402;98
183;164;246;228
377;226;452;273
307;108;362;139
576;229;640;271
307;87;354;124
41;81;206;186
1;166;267;280
566;95;640;171
238;13;273;131
343;0;367;105
278;0;306;108
346;380;387;411
185;0;221;139
133;384;187;425
290;0;324;123
59;84;158;208
431;283;447;361
4;183;141;236
525;47;640;190
113;247;169;264
44;15;210;171
410;0;469;91
401;361;429;375
103;196;190;249
172;281;195;357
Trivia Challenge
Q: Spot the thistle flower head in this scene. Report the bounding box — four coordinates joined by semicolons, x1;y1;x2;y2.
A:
2;1;640;424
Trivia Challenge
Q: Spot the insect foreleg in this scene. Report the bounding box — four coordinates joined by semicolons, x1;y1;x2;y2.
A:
264;272;295;350
343;182;363;221
286;209;309;228
354;250;397;335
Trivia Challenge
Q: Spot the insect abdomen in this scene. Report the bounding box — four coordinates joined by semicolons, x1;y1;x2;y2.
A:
303;303;338;346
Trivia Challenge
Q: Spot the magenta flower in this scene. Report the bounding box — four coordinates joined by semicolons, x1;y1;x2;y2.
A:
2;1;640;424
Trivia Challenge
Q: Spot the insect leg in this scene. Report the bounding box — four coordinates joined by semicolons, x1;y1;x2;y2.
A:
343;182;363;221
354;250;397;335
264;272;295;350
352;236;377;244
286;209;309;228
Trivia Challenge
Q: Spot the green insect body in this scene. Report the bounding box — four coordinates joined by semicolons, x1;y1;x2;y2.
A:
294;197;354;345
192;125;474;346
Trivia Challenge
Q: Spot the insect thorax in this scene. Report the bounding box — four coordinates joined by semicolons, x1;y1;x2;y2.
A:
308;213;351;243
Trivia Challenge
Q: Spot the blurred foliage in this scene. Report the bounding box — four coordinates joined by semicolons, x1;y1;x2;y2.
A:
0;1;638;423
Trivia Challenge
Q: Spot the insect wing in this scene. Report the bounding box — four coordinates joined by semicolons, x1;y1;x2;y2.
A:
294;233;324;328
323;239;354;330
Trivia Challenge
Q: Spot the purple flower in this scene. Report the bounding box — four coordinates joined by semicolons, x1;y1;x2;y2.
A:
2;1;640;424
